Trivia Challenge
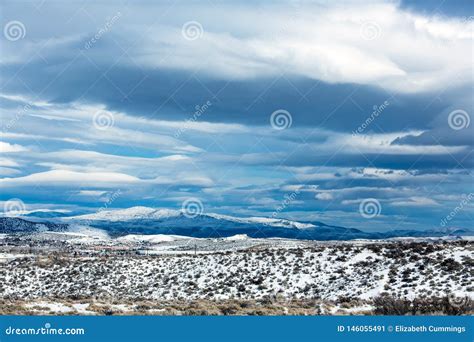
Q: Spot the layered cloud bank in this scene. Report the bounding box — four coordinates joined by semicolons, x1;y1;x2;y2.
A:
0;0;473;231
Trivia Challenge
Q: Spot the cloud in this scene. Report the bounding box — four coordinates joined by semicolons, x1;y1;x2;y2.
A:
0;166;215;189
0;158;19;167
0;170;140;187
1;1;471;132
0;141;28;152
315;192;334;201
77;190;108;197
39;150;194;171
1;101;205;153
390;196;440;207
119;2;472;93
330;131;468;155
0;0;472;231
0;167;21;176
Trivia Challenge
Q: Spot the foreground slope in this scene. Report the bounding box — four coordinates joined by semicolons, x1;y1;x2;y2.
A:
1;238;472;313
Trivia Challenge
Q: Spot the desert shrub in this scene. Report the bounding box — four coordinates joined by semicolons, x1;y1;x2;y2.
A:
374;295;473;315
220;304;241;315
373;295;411;315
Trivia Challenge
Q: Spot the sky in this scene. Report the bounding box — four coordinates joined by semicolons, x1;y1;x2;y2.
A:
0;0;473;232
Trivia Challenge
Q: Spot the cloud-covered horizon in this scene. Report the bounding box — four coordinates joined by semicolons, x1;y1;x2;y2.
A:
0;0;473;232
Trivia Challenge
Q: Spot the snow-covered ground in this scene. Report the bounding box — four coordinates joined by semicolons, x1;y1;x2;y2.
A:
0;253;33;262
117;234;188;244
1;230;472;315
1;239;472;303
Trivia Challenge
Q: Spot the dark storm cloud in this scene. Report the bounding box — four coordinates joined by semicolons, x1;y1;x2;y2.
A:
0;49;452;132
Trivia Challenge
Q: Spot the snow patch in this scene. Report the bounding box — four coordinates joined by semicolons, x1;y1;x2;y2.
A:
223;234;249;241
117;234;189;244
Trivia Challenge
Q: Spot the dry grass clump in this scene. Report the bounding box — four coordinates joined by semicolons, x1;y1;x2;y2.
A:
1;296;472;316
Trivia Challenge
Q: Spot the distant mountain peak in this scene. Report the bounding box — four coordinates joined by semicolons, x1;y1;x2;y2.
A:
68;206;316;230
2;208;471;241
206;213;316;229
69;206;182;221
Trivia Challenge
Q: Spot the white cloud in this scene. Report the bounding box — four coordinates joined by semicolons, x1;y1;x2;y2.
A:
42;150;192;167
1;132;92;145
152;175;214;187
77;190;108;197
334;131;468;155
0;141;29;153
0;168;214;189
28;113;82;122
0;158;19;167
315;192;334;201
1;102;206;154
391;196;440;207
0;170;140;187
5;2;467;93
135;2;472;93
0;167;21;176
34;150;205;182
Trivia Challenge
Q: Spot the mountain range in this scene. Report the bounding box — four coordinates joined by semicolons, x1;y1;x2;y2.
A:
1;206;471;240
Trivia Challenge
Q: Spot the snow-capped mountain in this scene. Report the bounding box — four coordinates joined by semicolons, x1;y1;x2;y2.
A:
61;206;363;239
1;206;471;241
70;206;315;229
70;206;181;222
60;206;471;240
206;213;315;229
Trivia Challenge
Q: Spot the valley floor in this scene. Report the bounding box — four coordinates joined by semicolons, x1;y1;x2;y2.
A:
0;236;472;315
